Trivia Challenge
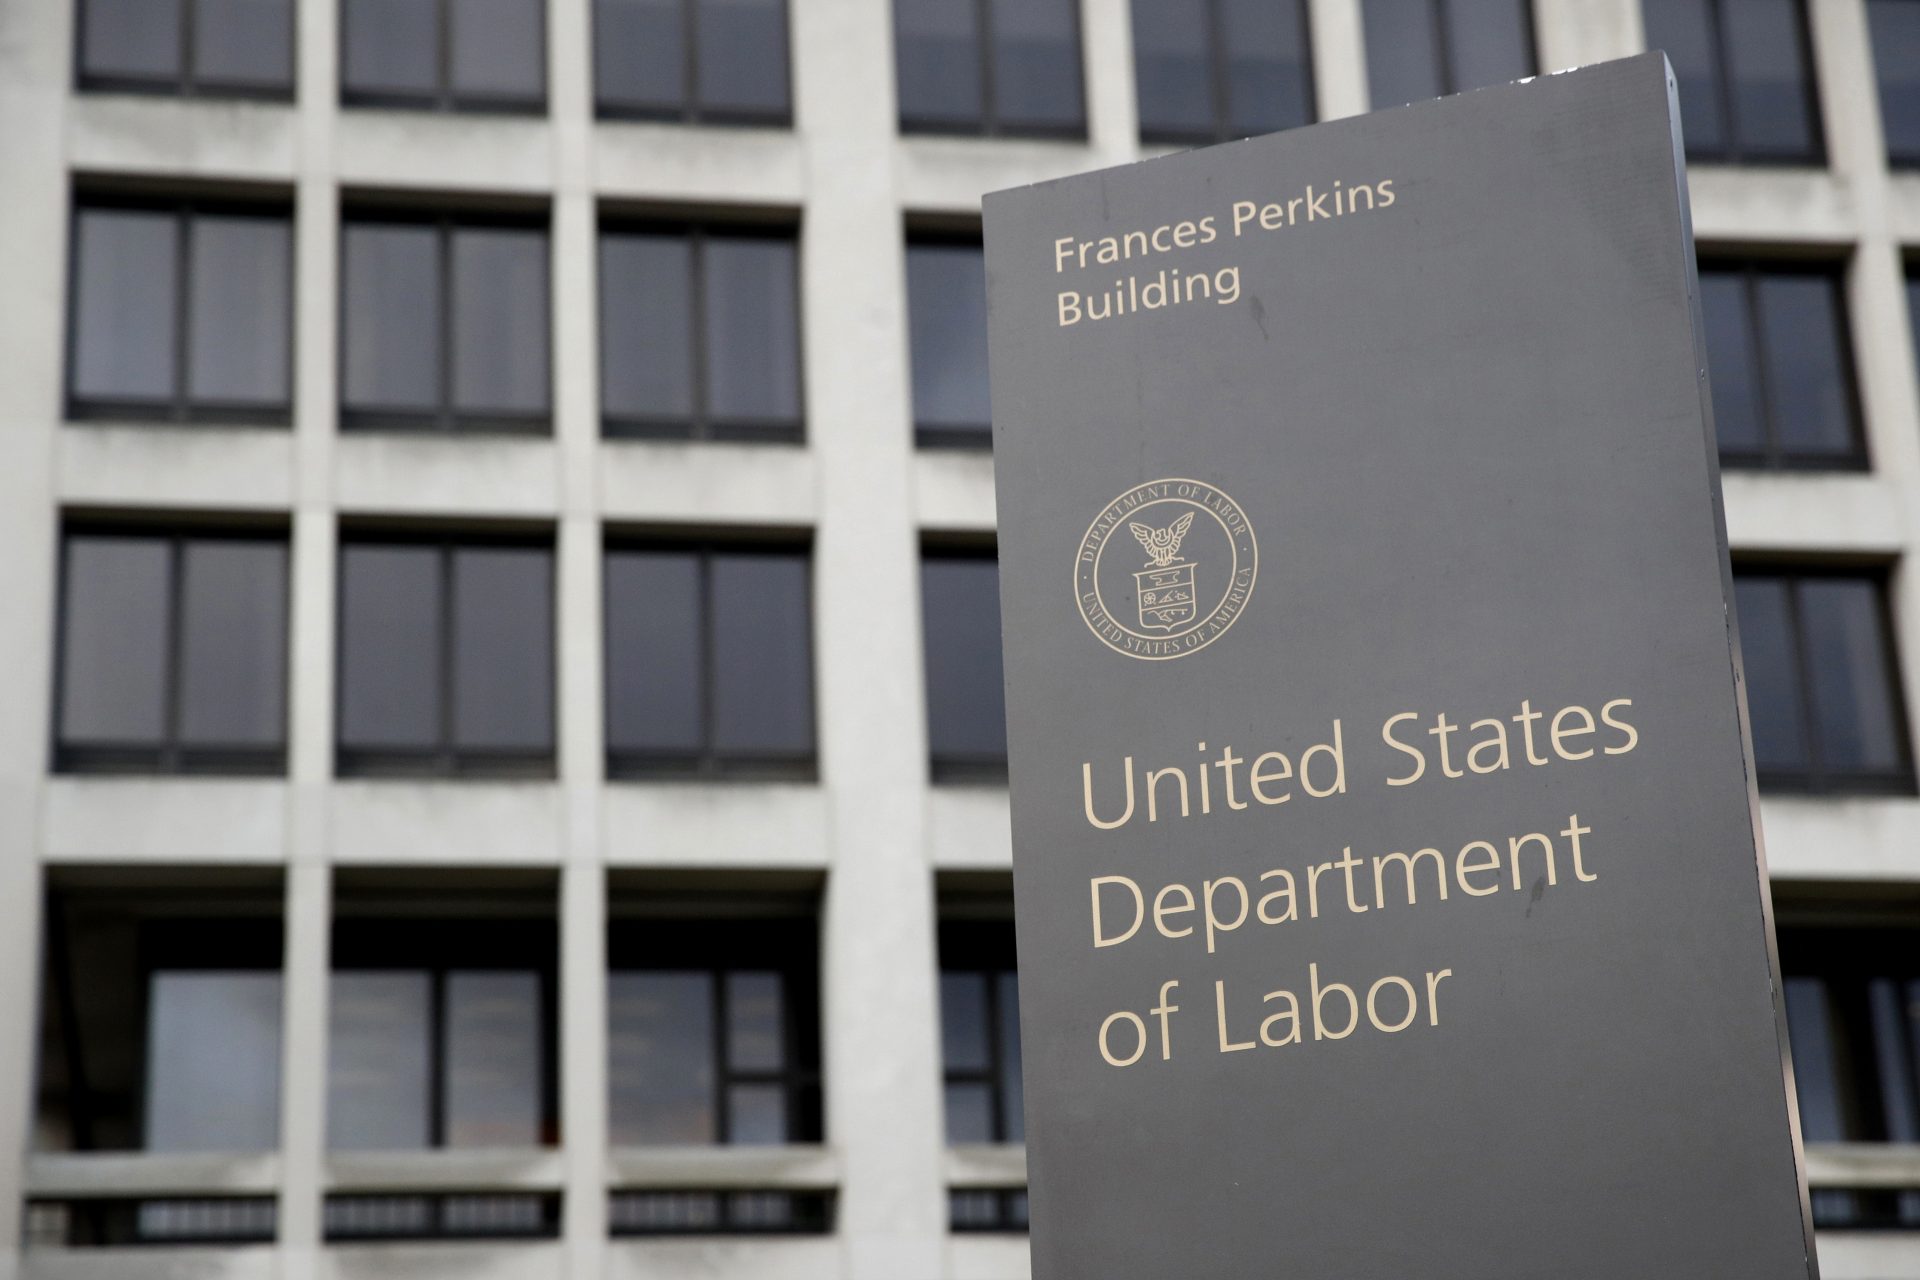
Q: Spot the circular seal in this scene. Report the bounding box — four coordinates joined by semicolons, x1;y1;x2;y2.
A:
1074;478;1259;661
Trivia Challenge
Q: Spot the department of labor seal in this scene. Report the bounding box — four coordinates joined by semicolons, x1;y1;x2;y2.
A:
1074;478;1258;661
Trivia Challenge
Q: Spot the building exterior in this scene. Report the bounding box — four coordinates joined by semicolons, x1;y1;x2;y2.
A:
0;1;1916;1278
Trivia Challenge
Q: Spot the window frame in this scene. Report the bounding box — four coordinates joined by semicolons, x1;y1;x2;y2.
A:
1654;0;1827;166
1363;0;1537;108
74;0;297;99
338;210;553;435
591;0;794;126
904;230;992;451
1702;258;1867;472
338;0;548;114
938;917;1021;1145
896;0;1090;140
65;195;296;427
1134;0;1317;147
333;531;558;778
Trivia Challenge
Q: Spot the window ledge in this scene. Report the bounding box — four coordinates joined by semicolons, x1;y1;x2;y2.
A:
326;1148;564;1194
944;1144;1026;1189
1805;1142;1920;1189
607;1144;838;1191
26;1151;281;1198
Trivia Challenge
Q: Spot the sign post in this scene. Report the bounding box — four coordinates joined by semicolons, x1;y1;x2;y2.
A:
984;53;1818;1279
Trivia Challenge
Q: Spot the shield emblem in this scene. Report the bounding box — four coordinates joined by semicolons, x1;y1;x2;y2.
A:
1136;563;1198;631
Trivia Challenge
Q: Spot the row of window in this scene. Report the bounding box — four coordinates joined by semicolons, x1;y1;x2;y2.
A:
54;526;1006;780
72;0;1920;166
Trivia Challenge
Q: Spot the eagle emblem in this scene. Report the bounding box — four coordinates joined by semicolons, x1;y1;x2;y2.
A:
1129;512;1194;568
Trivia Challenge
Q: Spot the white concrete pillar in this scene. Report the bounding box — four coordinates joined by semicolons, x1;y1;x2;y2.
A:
1309;0;1371;121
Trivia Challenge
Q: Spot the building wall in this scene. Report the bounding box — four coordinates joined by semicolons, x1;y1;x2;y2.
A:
0;1;1917;1278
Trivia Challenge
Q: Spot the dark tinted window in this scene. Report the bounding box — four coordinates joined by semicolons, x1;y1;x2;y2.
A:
342;0;546;110
56;528;288;773
1133;0;1313;144
906;240;991;447
1644;0;1822;163
895;0;1086;136
596;0;791;122
604;545;814;776
1872;1;1920;164
921;552;1007;779
1734;570;1911;792
69;201;291;423
336;537;555;775
1364;0;1534;108
600;226;802;441
341;216;550;432
79;0;293;95
1699;262;1859;468
939;918;1022;1144
608;915;820;1146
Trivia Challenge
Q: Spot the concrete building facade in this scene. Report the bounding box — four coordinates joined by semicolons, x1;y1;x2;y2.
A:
0;1;1916;1278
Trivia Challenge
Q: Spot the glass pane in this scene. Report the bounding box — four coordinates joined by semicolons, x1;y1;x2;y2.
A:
1756;273;1854;458
444;971;543;1148
342;223;441;413
906;244;991;436
451;547;554;753
338;544;443;751
143;972;283;1152
450;0;546;101
1131;0;1212;139
327;972;432;1150
1644;0;1726;157
894;0;983;127
177;540;288;749
1872;0;1920;162
59;536;171;748
1724;0;1818;159
997;971;1023;1141
187;214;291;407
451;227;549;417
604;552;704;757
940;971;991;1072
726;972;785;1072
1733;575;1809;773
1220;0;1314;135
599;233;695;422
1443;0;1533;93
710;554;814;757
343;0;441;96
921;558;1008;764
697;0;789;115
1799;578;1903;775
989;0;1083;130
726;1083;786;1145
944;1081;994;1144
81;0;183;80
609;972;716;1144
1365;0;1443;108
1870;978;1920;1142
596;0;685;111
702;237;801;425
1783;976;1847;1141
1698;271;1763;455
72;209;178;403
193;0;295;88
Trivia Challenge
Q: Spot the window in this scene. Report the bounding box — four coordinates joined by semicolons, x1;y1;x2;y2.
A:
336;535;555;775
35;881;284;1154
1643;0;1823;163
77;0;294;97
1873;1;1920;165
1363;0;1534;109
594;0;790;123
68;199;292;424
599;224;802;441
54;527;288;774
894;0;1086;137
906;237;991;448
341;0;545;111
922;551;1007;780
939;918;1022;1144
1779;924;1920;1227
1734;569;1912;793
326;1193;561;1242
607;914;821;1146
1131;0;1313;145
610;1190;833;1235
341;214;551;432
1699;262;1861;469
329;900;557;1151
604;544;815;778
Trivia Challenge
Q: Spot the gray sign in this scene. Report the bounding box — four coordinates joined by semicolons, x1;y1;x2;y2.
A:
983;53;1817;1279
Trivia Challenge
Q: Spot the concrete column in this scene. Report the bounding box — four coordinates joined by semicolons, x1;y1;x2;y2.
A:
1083;0;1142;160
1309;0;1370;121
1533;0;1644;72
